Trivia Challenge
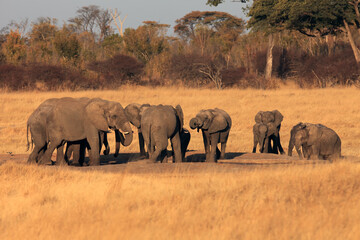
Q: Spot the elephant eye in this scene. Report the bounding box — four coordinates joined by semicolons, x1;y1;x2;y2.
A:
111;115;118;119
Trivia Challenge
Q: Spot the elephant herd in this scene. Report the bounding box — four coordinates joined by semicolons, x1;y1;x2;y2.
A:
26;97;342;166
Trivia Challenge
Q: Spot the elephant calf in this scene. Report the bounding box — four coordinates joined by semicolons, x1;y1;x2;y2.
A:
254;110;285;154
288;122;341;161
189;108;232;162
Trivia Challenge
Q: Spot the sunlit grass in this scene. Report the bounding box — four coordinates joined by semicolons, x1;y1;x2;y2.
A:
1;86;360;239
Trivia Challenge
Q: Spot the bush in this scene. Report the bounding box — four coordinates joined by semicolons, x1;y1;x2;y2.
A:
87;54;144;86
292;46;359;87
0;63;94;91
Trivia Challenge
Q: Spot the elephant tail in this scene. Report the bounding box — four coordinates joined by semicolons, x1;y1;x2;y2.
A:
26;123;33;151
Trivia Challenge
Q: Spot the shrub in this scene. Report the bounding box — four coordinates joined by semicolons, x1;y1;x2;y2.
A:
87;54;144;86
292;46;359;87
0;63;93;91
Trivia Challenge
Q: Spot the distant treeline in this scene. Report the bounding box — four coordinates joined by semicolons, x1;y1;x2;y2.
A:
0;4;359;91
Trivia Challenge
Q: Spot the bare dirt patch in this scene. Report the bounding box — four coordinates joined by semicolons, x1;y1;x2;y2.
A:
0;150;341;174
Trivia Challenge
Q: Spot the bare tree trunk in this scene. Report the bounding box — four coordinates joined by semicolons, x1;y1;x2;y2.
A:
344;20;360;64
265;34;274;80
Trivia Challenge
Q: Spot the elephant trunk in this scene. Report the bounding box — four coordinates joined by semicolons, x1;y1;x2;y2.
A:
119;122;133;147
189;117;202;130
114;122;133;157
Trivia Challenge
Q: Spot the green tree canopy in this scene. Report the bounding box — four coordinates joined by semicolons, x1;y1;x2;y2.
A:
123;21;170;63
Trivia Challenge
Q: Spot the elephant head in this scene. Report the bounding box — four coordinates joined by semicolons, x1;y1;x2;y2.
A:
190;109;229;133
255;110;283;126
124;103;151;129
85;99;133;147
288;122;310;158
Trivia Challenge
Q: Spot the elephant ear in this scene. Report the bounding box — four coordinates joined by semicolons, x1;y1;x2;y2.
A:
272;110;283;126
305;124;321;146
85;101;109;132
125;103;141;128
255;111;263;123
174;104;184;131
208;112;228;134
201;110;214;130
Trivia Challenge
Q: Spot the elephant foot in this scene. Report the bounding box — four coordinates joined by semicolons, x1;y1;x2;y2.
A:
103;147;110;155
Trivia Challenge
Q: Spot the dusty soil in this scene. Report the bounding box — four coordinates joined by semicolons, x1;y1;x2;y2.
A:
0;150;347;174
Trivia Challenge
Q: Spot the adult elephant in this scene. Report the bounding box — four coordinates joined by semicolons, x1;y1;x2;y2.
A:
140;104;185;163
124;103;151;157
288;122;341;161
189;108;232;163
125;103;191;160
37;97;133;166
254;110;285;154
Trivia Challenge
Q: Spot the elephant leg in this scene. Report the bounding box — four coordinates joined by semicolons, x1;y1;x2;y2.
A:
56;144;67;166
170;131;182;163
101;132;110;155
28;133;47;164
202;131;210;161
87;132;101;166
271;137;278;154
263;137;270;153
114;130;126;158
276;134;285;154
138;131;147;157
78;141;87;166
309;144;320;160
150;128;168;163
220;142;227;159
180;130;190;160
28;142;46;164
38;138;62;165
160;149;168;163
252;136;258;153
208;133;220;163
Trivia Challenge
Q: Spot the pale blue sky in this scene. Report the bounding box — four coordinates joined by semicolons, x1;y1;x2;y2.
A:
0;0;249;33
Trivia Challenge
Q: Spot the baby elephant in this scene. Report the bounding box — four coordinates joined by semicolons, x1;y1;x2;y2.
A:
189;108;232;162
252;123;268;153
288;122;341;161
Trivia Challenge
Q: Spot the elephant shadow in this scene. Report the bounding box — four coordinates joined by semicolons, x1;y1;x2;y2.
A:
70;152;146;166
185;151;245;162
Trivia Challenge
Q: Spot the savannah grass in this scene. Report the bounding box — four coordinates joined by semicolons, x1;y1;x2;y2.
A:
0;86;360;239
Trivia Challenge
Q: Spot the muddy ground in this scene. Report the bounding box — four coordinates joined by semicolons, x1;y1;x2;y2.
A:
1;150;354;174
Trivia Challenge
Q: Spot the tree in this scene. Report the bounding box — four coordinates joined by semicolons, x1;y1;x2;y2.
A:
68;5;113;42
2;30;27;64
123;21;170;63
174;11;245;56
29;17;58;62
53;27;81;63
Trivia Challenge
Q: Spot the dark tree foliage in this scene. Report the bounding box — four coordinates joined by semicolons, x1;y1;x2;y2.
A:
88;54;144;84
174;11;245;39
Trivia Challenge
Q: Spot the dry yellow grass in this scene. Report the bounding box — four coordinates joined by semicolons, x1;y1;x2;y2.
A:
1;86;360;239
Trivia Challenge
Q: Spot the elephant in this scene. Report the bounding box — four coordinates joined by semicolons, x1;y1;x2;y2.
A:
140;104;186;163
189;108;232;163
254;110;285;154
27;98;61;164
124;103;151;157
125;103;191;161
27;97;124;165
252;123;268;153
36;97;133;166
288;122;341;161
